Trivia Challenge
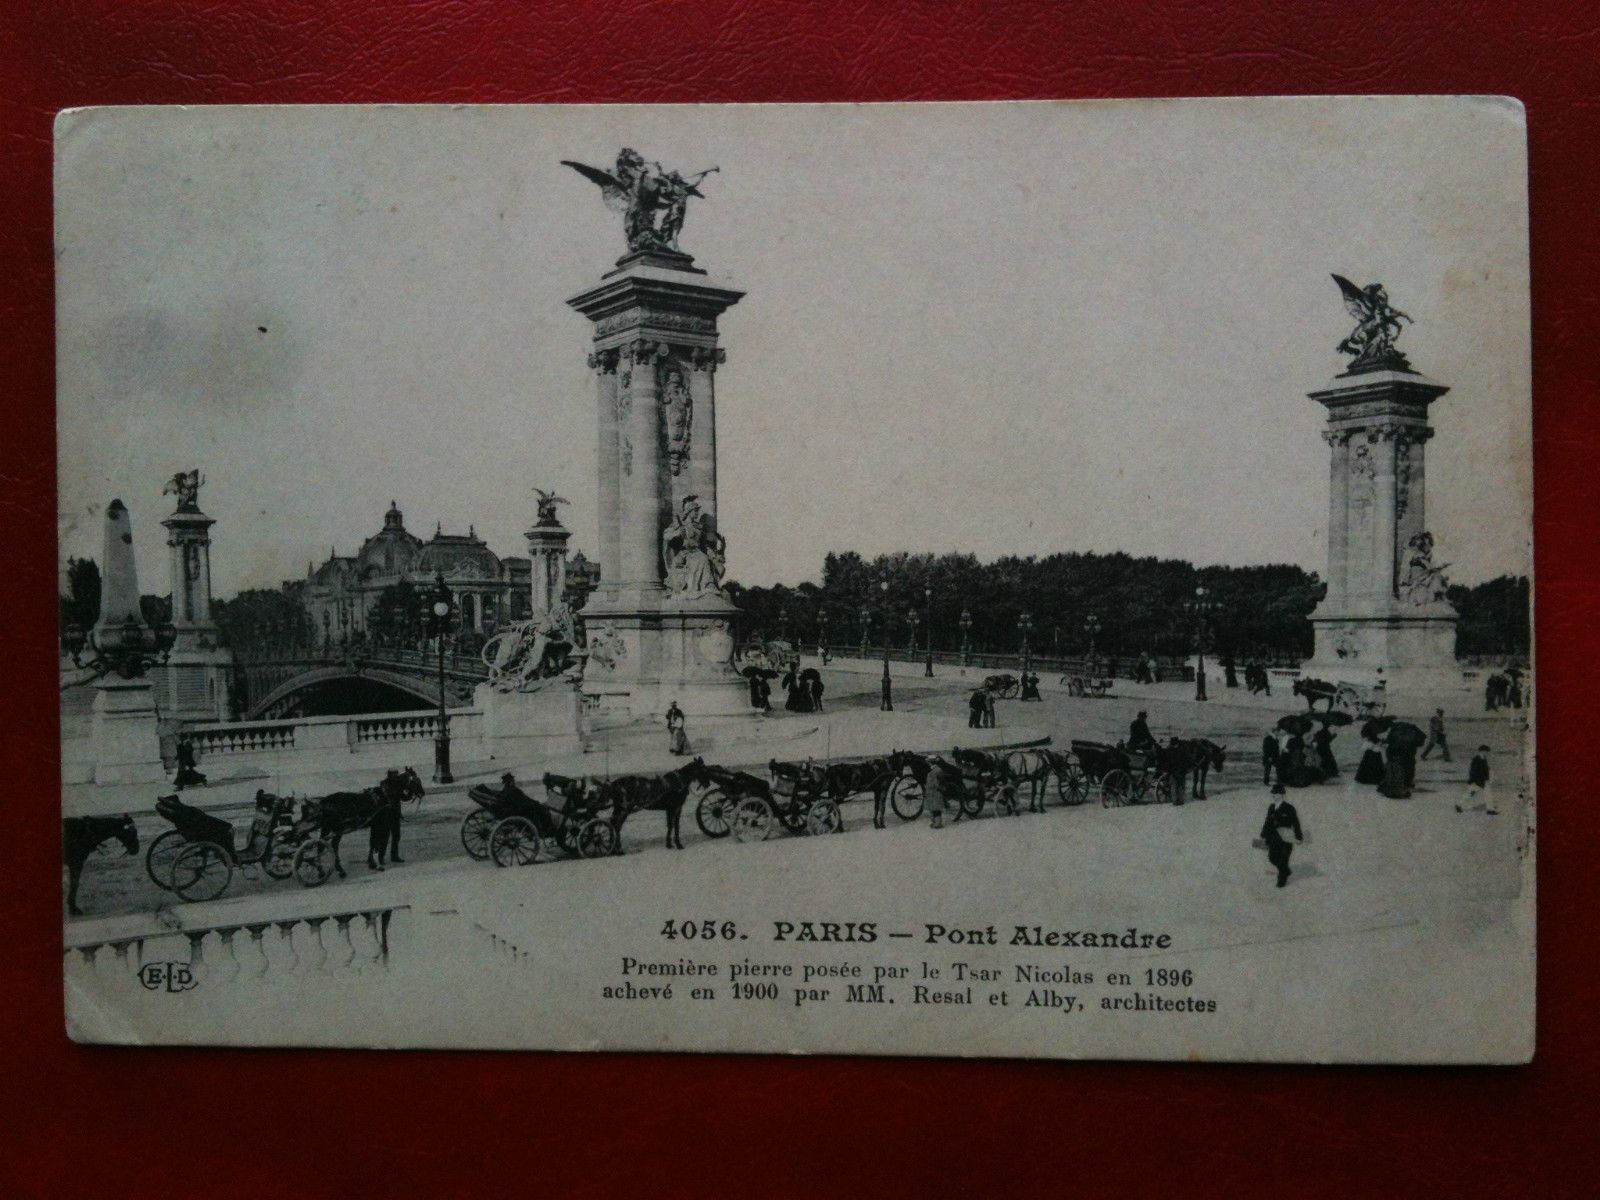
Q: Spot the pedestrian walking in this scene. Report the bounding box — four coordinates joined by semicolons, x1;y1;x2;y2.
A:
981;688;996;728
1260;728;1279;787
1258;785;1304;888
1459;744;1496;814
1355;731;1386;785
1421;708;1452;761
172;734;207;789
665;701;690;755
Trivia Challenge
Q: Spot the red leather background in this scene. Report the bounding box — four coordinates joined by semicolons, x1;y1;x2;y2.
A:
3;3;1597;1196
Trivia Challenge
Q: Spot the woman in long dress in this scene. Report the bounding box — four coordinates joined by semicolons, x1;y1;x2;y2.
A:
1355;734;1386;785
665;702;690;755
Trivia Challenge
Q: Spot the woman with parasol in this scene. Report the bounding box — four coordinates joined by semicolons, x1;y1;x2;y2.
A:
1310;710;1352;779
1274;713;1315;787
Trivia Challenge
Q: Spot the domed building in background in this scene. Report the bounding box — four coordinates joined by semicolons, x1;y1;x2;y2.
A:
300;502;532;643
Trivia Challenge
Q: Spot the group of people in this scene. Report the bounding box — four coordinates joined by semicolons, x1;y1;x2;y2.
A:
967;687;997;728
1484;669;1526;711
1260;725;1341;790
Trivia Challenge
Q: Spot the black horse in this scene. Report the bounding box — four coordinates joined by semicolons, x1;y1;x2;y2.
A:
301;767;425;877
63;814;139;917
1169;738;1227;799
598;759;705;851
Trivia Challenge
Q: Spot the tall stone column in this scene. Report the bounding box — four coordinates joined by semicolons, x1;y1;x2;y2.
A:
161;485;232;722
525;507;572;619
566;246;747;725
1302;368;1458;689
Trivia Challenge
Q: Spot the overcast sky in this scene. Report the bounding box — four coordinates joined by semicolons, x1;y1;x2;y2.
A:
56;99;1531;599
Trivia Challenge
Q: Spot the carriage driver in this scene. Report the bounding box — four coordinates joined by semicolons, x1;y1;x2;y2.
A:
1128;711;1159;756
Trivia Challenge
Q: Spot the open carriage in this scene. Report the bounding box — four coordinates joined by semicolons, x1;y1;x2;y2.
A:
885;748;1018;820
982;674;1021;699
145;791;308;902
461;777;617;867
708;761;842;843
1070;740;1180;808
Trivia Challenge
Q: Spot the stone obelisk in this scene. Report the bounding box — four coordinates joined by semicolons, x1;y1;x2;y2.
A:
160;470;232;722
564;151;750;724
1301;277;1461;691
91;499;168;784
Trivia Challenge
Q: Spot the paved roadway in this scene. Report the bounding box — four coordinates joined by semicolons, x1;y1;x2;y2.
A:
66;660;1527;925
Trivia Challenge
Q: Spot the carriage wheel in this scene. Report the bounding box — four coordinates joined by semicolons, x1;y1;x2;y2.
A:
262;832;297;880
960;788;986;817
144;829;186;891
1056;763;1088;806
731;798;775;843
169;841;233;903
805;799;843;837
460;808;495;860
779;800;812;834
555;820;579;856
1100;770;1133;807
293;838;335;888
577;818;618;859
889;776;924;821
1000;681;1020;700
489;816;542;868
695;789;734;839
1153;772;1180;806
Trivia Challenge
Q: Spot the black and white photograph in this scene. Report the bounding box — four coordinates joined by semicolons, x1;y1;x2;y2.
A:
58;99;1533;1060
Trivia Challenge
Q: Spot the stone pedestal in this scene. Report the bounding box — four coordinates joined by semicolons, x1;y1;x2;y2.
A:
473;680;583;760
525;516;571;619
91;677;168;785
568;249;750;727
1301;366;1463;691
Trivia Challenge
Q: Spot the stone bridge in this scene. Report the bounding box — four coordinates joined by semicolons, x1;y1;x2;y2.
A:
237;648;488;720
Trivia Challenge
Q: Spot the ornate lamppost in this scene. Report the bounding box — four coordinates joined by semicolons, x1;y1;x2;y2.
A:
959;606;972;671
425;572;456;783
859;603;870;656
1186;585;1217;703
878;579;893;712
817;604;828;658
923;585;935;678
1019;610;1033;681
61;615;178;683
1084;613;1101;671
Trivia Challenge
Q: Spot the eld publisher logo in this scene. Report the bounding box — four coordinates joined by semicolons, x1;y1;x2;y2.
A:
137;962;198;993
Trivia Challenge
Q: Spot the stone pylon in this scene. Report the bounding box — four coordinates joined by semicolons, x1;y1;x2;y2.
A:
568;245;749;724
161;483;232;722
1301;365;1462;690
91;500;167;784
525;505;572;621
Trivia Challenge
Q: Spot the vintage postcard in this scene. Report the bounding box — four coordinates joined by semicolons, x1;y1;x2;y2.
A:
58;99;1533;1060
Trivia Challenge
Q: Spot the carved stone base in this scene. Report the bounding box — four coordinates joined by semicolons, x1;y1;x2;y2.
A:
1303;603;1466;692
473;680;583;760
91;677;169;785
580;592;750;729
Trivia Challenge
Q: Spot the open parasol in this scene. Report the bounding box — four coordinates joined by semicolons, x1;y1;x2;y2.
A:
1309;710;1354;728
1276;714;1314;736
1360;715;1398;740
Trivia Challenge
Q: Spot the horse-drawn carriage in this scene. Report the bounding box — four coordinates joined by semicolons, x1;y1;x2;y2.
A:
696;760;843;842
1070;740;1180;807
982;674;1021;700
145;791;310;902
1293;676;1387;721
1061;674;1113;699
883;748;1020;820
461;775;618;866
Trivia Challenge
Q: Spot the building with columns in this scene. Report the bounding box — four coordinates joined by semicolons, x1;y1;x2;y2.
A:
299;502;533;642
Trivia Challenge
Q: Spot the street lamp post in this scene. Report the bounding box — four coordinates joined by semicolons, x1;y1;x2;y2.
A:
959;606;972;671
1019;610;1033;681
923;585;934;678
859;604;870;656
426;572;456;783
878;580;893;712
817;605;828;658
1188;585;1217;703
1084;613;1101;672
907;609;919;654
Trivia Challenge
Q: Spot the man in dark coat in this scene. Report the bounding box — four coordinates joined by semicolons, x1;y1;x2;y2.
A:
1128;711;1158;755
1261;730;1280;787
1313;726;1339;779
968;689;986;729
1260;786;1303;888
172;735;206;789
367;768;406;868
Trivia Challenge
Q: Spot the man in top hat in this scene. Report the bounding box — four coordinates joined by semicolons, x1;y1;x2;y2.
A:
1259;784;1303;888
